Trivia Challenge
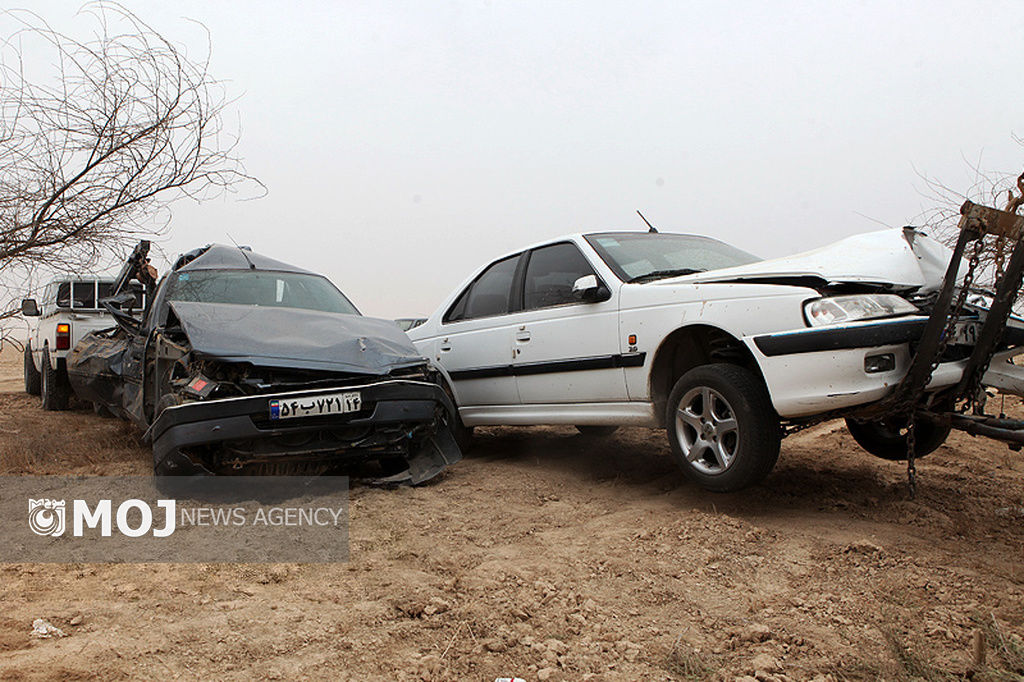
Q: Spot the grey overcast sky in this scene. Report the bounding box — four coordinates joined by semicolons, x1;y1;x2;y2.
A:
16;0;1024;318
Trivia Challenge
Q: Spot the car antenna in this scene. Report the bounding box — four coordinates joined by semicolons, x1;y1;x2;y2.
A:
636;210;658;233
227;233;256;269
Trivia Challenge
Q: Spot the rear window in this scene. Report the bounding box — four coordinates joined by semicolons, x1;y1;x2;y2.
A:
99;282;146;310
53;281;115;310
72;282;96;308
164;270;360;315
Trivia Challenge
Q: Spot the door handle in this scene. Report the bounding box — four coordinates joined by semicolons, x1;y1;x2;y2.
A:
440;344;452;352
515;331;531;342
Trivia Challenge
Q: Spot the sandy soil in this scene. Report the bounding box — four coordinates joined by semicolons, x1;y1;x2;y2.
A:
1;346;1024;681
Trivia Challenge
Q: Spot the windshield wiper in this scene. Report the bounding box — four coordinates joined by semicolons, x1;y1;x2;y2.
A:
627;268;705;283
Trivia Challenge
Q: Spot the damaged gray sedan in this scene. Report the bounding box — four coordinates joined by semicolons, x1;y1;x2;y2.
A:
68;241;461;482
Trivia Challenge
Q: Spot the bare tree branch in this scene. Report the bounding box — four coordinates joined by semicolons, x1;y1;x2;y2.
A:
0;2;262;347
912;141;1024;294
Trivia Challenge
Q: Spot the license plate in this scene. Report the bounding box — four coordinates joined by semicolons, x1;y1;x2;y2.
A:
269;391;362;420
951;321;979;346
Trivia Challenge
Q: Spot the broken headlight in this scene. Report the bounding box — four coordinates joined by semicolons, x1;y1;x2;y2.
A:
804;294;918;327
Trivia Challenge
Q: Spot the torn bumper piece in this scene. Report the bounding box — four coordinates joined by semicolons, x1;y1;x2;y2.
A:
147;379;461;482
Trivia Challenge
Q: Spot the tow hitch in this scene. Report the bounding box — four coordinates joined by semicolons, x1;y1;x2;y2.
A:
854;174;1024;495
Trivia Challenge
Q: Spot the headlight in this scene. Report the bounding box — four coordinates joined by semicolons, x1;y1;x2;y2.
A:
804;294;918;327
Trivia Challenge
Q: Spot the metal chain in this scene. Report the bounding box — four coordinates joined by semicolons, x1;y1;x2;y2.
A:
902;235;983;498
961;275;1021;414
929;237;983;387
906;417;917;498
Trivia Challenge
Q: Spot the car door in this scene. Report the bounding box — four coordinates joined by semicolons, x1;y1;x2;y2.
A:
512;242;628;404
435;253;523;408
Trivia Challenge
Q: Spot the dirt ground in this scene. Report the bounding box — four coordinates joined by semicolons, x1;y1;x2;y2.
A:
1;347;1024;681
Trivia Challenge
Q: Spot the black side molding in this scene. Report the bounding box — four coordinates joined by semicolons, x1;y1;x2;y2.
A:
449;352;646;381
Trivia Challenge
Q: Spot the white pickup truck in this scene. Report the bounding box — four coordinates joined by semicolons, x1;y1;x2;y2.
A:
21;278;128;410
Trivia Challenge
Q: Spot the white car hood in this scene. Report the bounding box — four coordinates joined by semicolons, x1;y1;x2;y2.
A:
666;228;953;292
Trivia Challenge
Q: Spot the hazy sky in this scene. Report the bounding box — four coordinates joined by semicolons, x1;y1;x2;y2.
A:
14;1;1024;318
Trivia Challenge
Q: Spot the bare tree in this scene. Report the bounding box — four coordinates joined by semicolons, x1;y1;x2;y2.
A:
0;2;260;343
913;142;1024;295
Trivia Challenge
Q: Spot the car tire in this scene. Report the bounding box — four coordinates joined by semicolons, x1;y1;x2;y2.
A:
575;425;619;437
845;414;951;461
666;363;780;492
24;344;41;396
448;412;474;454
437;382;474;453
155;392;182;419
40;347;70;411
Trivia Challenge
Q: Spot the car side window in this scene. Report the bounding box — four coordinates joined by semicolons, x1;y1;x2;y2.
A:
445;254;520;323
523;242;596;310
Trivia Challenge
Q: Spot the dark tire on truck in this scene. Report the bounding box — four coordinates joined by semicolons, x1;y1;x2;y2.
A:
845;415;951;461
40;346;71;411
24;344;41;396
665;363;781;492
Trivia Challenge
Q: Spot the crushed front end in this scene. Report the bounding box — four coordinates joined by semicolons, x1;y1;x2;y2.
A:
142;300;464;483
147;359;461;482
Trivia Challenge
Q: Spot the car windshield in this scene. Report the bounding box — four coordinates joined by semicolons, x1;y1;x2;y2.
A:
584;233;761;282
164;270;360;315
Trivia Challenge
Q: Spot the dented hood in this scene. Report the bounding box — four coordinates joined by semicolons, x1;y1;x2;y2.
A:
673;228;953;292
168;301;425;374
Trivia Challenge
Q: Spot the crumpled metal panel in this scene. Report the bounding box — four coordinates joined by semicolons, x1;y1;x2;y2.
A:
168;301;427;374
176;244;316;274
66;331;128;409
676;228;953;292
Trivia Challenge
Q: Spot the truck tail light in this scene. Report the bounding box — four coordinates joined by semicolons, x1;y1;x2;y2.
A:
55;323;71;350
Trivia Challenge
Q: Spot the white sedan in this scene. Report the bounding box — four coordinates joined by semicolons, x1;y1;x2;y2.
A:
408;228;1024;491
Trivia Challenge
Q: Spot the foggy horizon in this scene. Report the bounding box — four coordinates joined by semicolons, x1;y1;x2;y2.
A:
8;0;1023;320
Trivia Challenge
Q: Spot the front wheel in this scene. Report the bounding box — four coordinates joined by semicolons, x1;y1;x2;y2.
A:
666;363;780;492
845;414;950;461
24;344;41;396
40;347;70;411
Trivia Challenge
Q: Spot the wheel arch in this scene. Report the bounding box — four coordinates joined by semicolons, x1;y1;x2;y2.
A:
649;324;769;427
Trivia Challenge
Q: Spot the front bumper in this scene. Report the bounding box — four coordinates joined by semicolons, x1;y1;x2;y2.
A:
148;379;460;479
748;316;1024;418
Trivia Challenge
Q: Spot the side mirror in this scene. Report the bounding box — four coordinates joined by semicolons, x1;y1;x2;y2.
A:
571;275;611;303
21;299;40;317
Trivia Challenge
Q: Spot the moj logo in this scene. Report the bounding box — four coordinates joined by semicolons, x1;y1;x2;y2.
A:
28;499;65;536
27;499;175;538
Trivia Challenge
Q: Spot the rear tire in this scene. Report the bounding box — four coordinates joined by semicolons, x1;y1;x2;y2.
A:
666;363;780;492
438;381;474;453
449;413;474;454
40;347;70;411
24;344;41;396
575;425;619;437
845;414;950;461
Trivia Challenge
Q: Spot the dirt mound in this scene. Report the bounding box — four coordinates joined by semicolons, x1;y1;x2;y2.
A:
1;351;1023;678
